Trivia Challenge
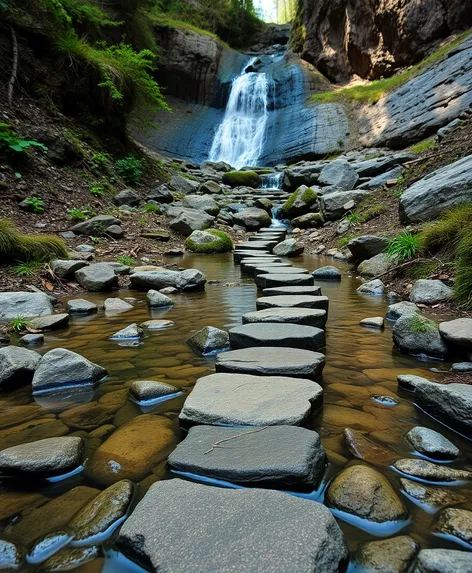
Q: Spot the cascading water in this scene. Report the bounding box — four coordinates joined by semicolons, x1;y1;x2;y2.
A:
209;57;273;169
260;172;283;189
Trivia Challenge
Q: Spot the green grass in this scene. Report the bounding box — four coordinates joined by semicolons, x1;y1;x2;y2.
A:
0;219;68;263
149;12;221;42
386;230;419;261
9;315;32;333
408;314;438;334
142;203;161;213
185;229;233;254
345;203;385;225
337;235;353;249
406;261;442;280
89;183;106;197
311;30;472;104
68;205;96;221
409;137;437;154
116;255;136;266
11;261;42;277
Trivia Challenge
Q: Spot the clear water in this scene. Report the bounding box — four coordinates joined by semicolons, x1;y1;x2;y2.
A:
1;253;471;571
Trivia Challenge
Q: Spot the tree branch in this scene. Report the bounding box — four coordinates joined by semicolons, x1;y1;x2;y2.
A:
7;26;18;106
204;426;269;454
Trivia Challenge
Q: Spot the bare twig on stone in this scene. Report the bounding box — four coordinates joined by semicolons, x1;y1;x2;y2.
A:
7;27;18;106
203;426;269;454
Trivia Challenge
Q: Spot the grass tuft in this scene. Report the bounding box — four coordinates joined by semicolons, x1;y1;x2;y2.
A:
386;230;419;261
0;219;68;263
11;261;42;277
409;137;437;155
9;315;32;333
408;314;438;334
116;255;136;266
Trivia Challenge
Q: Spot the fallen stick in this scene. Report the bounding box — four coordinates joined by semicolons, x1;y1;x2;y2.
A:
204;426;269;454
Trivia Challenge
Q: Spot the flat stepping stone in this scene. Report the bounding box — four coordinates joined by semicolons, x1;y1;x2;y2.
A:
360;317;384;329
180;373;323;426
168;425;327;488
216;347;325;379
253;266;309;276
233;251;271;262
116;479;347;573
248;235;284;241
229;323;325;351
241;263;292;276
243;308;327;329
258;227;287;234
235;242;277;251
255;274;314;289
263;285;322;296
257;295;329;311
240;258;281;269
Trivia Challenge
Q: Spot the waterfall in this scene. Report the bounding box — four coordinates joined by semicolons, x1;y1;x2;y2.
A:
270;206;287;228
260;172;283;189
209;58;272;170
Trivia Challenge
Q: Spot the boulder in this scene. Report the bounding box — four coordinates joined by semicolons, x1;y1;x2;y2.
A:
254;198;273;213
410;280;453;304
229;323;325;352
201;160;232;173
318;159;359;191
434;508;472;548
167;174;199;195
357;279;385;295
199;180;222;194
147;184;174;203
319;190;370;221
439;318;472;349
106;224;124;239
67;299;97;314
386;301;419;321
283;164;323;190
415;382;472;436
176;268;207;291
71;215;121;236
180;373;323;427
147;290;174;308
186;326;230;355
400;155;472;222
233;207;271;230
0;347;41;390
129;380;180;403
185;229;233;253
0;292;53;320
110;323;144;340
397;374;434;392
393;314;448;359
19;333;44;346
291;213;324;228
273;238;304;257
281;186;318;218
117;479;347;572
130;269;206;292
242;308;327;329
50;259;88;279
169;208;215;236
358;253;397;277
357;166;405;189
312;266;341;280
114;189;140;207
326;465;408;524
352;536;419;573
393;459;471;482
415;549;472;573
169;425;327;489
399;478;467;509
32;348;107;393
103;298;133;313
75;263;118;291
183;195;219;216
348;235;389;261
29;313;69;331
352;154;416;178
222;171;261;188
405;427;460;460
0;436;83;477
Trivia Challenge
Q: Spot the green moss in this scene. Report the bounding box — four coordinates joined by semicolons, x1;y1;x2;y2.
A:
0;219;68;263
301;187;317;204
282;186;318;217
222;171;261;189
185;229;233;254
337;235;353;248
408;314;438;334
409;137;437;154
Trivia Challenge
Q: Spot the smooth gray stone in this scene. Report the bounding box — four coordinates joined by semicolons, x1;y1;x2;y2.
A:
397;374;433;392
255;274;314;289
20;333;44;346
358;253;397;277
67;299;98;314
71;215;120;236
0;436;83;477
319;190;370;221
248;234;284;242
319;159;359;190
240;257;281;268
253;266;309;276
357;279;385;296
405;427;460;460
169;208;215;237
180;373;323;426
186;326;230;355
256;295;329;311
360;317;384;328
452;362;472;372
117;479;347;573
104;298;133;313
130;269;206;291
75;263;118;292
229;323;325;352
30;313;69;331
168;425;327;488
258;227;287;235
235;241;276;251
242;263;292;276
410;280;453;304
242;308;327;328
439;318;472;350
110;323;144;340
347;235;390;261
415;548;472;573
312;266;341;280
130;380;179;403
386;301;419;321
357;166;404;189
0;292;53;320
50;259;88;279
0;346;41;390
114;188;141;206
263;285;322;296
233;251;271;262
216;347;325;380
147;290;174;308
272;238;304;257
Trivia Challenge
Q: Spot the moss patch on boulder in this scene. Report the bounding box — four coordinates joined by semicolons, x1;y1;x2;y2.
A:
185;229;233;254
0;220;68;263
282;186;318;219
222;171;261;189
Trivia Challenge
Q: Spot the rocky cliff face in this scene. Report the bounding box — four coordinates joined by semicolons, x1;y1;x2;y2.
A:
291;0;472;83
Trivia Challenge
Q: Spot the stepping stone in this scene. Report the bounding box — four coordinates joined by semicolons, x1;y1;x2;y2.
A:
360;317;384;328
180;373;323;426
233;251;271;262
216;347;325;380
229;323;325;351
255;274;314;289
248;235;284;242
235;241;277;251
242;308;327;329
116;479;347;573
242;263;292;276
168;425;327;489
240;258;281;270
129;381;180;403
258;227;287;235
263;285;322;296
405;427;460;460
257;295;329;311
253;266;309;276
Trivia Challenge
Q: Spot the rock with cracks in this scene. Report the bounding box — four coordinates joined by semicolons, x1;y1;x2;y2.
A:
186;326;230;355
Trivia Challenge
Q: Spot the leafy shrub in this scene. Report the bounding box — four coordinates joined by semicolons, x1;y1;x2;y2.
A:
0;123;48;154
116;255;136;266
9;315;32;333
185;229;233;253
115;155;144;185
91;152;111;169
386;230;419;261
68;205;96;221
222;171;261;189
0;219;68;263
90;183;106;197
23;197;46;214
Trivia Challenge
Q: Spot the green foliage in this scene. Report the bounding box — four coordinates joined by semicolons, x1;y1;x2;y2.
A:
11;261;42;277
406;261;442;280
409;137;436;155
90;236;100;243
185;229;234;253
9;315;33;333
68;205;96;221
386;230;419;261
0;124;48;155
91;152;111;169
337;235;353;249
222;171;261;188
115;155;144;185
89;183;106;197
23;197;46;214
345;213;360;224
0;219;68;263
143;203;161;213
116;255;136;266
343;203;384;226
408;314;438;334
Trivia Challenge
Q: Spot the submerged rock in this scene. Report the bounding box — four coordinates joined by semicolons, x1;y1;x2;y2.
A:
110;324;144;340
0;346;41;390
393;459;471;482
30;313;69;331
19;333;44;346
186;326;230;355
129;380;180;403
103;298;133;313
434;508;472;548
147;290;174;308
117;479;347;573
344;428;397;466
405;427;460;460
399;478;468;509
352;535;419;573
38;545;100;572
360;317;384;328
139;319;174;330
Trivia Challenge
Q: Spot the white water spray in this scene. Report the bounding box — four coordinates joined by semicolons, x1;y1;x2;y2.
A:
209;58;271;170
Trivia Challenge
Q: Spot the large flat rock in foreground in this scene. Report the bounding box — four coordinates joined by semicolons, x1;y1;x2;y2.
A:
117;479;347;573
168;425;327;489
180;373;323;426
242;308;327;328
255;274;314;289
263;285;322;296
229;323;325;351
257;295;329;311
216;347;325;380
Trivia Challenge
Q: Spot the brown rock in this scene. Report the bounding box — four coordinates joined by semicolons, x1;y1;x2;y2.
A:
354;535;419;573
0;418;69;449
400;478;468;509
59;402;116;431
0;405;40;429
344;428;398;466
434;508;472;547
0;489;46;520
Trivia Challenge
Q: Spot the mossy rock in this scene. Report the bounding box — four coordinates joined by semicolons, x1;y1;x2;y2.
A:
282;186;318;219
222;171;261;189
291;213;324;228
185;229;233;254
0;220;68;263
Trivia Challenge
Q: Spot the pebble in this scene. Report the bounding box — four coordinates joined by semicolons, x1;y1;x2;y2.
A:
360;317;384;328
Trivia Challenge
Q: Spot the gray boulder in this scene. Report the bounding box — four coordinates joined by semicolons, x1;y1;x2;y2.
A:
169;208;215;236
357;279;385;295
130;270;180;290
129;380;180;403
415;549;472;573
183;195;219;216
114;189;140;207
32;348;107;393
233;207;271;230
175;269;207;291
20;333;44;346
103;298;133;313
358;253;397;277
168;425;327;488
352;153;415;177
147;184;173;203
410;279;453;304
0;346;41;389
273;238;304;257
67;299;97;314
393;314;448;359
400;154;472;222
71;215;121;236
51;259;88;279
75;263;118;291
386;301;419;321
284;164;323;190
348;235;389;261
281;186;318;218
291;213;324;228
201;160;232;172
405;427;460;460
319;190;370;221
318;159;359;191
0;292;53;320
30;313;69;331
199;180;222;194
186;326;230;355
147;290;174;308
106;224;124;239
397;374;434;392
229;323;325;352
0;436;83;477
117;479;347;573
167;174;199;195
110;323;144;340
439;318;472;349
312;266;341;280
357;166;404;190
